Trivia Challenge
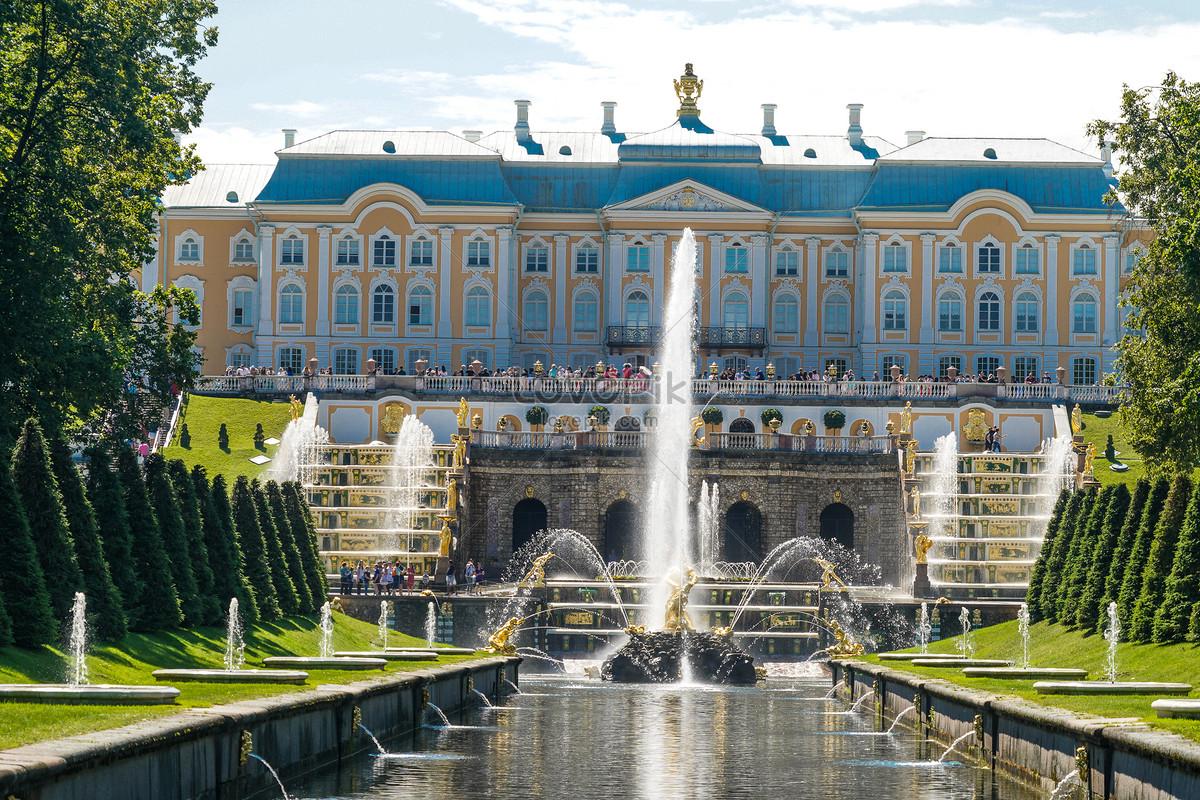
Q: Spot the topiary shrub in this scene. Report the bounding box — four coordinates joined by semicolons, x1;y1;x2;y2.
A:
823;409;846;430
761;408;783;427
1130;475;1191;642
589;405;611;425
217;422;229;451
701;407;724;426
179;423;191;448
1104;434;1115;461
254;423;265;450
526;406;549;426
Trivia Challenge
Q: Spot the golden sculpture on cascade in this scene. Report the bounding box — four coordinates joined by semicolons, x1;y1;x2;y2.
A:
520;551;555;590
813;557;848;591
914;533;934;565
484;617;521;655
664;569;699;632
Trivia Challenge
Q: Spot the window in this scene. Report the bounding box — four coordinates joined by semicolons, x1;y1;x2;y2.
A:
334;285;359;325
334;348;359;375
573;292;598;332
825;247;849;277
180;237;200;262
278;347;303;373
626;244;650;273
938;355;962;379
465;286;491;327
461;349;491;369
882;290;906;331
1072;357;1097;386
976;356;1001;377
525;244;549;273
280;235;304;266
409;237;433;267
724;244;749;274
279;284;304;324
1073;243;1097;275
1015;292;1039;332
228;349;252;369
824;358;848;376
408;285;432;326
372;285;395;324
824;295;849;334
406;348;433;373
233;238;254;262
467;238;490;268
938;294;963;332
1014;356;1039;380
1125;248;1143;274
1015;243;1039;274
882;354;907;376
372;235;397;268
882;242;907;273
624;290;650;328
723;356;749;373
775;248;798;276
369;348;396;373
977;242;1001;273
525;291;549;331
231;288;254;327
723;292;749;329
977;291;1001;331
938;243;962;273
575;245;599;274
1072;294;1098;333
336;236;359;266
774;295;799;334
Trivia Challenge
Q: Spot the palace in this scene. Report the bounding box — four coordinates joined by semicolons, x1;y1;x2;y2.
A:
154;66;1146;384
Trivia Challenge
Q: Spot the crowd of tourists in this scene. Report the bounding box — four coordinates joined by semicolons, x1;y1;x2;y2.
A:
337;558;488;596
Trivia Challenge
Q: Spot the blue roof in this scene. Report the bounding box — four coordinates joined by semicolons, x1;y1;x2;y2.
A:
859;165;1120;214
500;164;620;212
255;158;519;206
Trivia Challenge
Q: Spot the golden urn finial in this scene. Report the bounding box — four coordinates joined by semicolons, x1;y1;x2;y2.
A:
673;63;703;117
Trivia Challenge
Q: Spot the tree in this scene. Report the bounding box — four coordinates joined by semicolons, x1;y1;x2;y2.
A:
143;454;202;626
0;590;12;647
1090;74;1200;470
0;459;56;646
265;481;312;613
0;1;216;441
1046;489;1094;623
1154;478;1200;642
1027;490;1068;622
49;438;126;641
196;469;257;626
1037;490;1087;622
85;445;143;626
232;476;280;620
283;481;327;607
253;480;299;614
167;459;219;626
10;417;84;619
1059;486;1112;624
1117;477;1170;630
1130;475;1191;642
117;448;181;629
1096;479;1150;633
1076;483;1130;632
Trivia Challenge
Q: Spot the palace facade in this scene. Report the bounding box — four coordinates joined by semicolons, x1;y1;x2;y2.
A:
154;67;1145;383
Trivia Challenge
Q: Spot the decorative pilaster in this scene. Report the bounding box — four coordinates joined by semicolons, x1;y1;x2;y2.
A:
1103;234;1119;346
1045;235;1060;347
860;232;878;344
651;233;667;325
605;233;624;328
919;234;935;345
553;233;568;343
142;219;161;293
707;234;723;326
315;225;332;337
438;227;454;340
255;224;275;336
750;234;769;328
496;226;513;340
805;237;819;348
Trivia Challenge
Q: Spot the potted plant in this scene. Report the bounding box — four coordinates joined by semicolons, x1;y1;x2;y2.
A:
526;405;549;431
701;406;724;435
589;404;611;430
823;409;846;435
761;408;783;431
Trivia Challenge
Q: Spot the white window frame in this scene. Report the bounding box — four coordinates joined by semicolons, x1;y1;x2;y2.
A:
774;246;799;277
333;283;360;326
371;283;396;325
333;347;359;375
724;241;749;275
524;289;550;331
880;237;909;274
574;240;600;274
1014;291;1040;333
465;284;491;328
974;237;1004;277
573;289;599;332
409;235;434;268
624;289;650;328
370;229;398;269
1072;292;1099;334
465;235;492;269
772;292;799;334
722;289;750;329
368;347;397;374
1072;357;1097;386
335;233;361;267
278;282;305;326
227;276;257;330
524;238;550;273
1071;240;1099;276
407;284;434;327
937;291;963;333
626;241;650;273
278;346;304;373
938;240;963;274
976;289;1002;332
824;244;849;278
881;289;907;331
172;274;204;329
823;291;850;334
229;230;255;264
278;231;306;268
1014;239;1041;275
175;229;203;265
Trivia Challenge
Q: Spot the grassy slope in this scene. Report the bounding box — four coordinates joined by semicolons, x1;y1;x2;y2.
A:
0;613;478;750
864;619;1200;742
1080;411;1146;488
163;395;292;480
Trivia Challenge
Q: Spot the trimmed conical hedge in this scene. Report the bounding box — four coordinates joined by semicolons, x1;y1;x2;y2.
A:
0;590;12;647
1153;478;1200;643
117;448;182;630
1117;477;1169;631
11;418;84;619
86;446;144;627
1047;489;1094;623
232;476;280;620
283;481;328;606
1037;489;1086;622
266;481;313;613
167;459;221;626
0;458;56;646
1027;490;1068;623
1130;475;1191;642
197;469;258;627
1076;483;1130;632
1095;479;1149;634
49;438;127;641
144;454;203;627
1060;486;1112;623
253;480;300;614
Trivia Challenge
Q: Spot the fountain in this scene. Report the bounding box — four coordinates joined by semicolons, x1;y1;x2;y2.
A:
938;730;976;763
247;752;293;800
264;602;388;670
425;601;437;648
910;607;1012;669
961;602;1086;679
886;705;916;734
356;721;388;755
269;393;328;484
388;415;436;556
697;480;720;575
0;593;181;704
956;607;974;659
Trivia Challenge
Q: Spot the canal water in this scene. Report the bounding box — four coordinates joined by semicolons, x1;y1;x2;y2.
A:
280;675;1042;800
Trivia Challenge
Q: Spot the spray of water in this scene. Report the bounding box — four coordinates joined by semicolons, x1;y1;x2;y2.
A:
269;393;328;485
1104;601;1120;683
697;480;720;575
224;597;245;672
917;602;931;654
378;600;390;650
1017;602;1031;669
319;601;334;658
389;415;436;554
67;592;88;687
957;607;975;659
425;601;437;649
248;753;293;800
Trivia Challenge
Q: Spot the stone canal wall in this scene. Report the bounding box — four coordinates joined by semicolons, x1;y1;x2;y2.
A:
832;660;1200;800
0;657;519;800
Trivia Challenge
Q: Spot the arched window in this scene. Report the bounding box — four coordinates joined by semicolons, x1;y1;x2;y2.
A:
977;291;1001;331
573;291;598;332
774;294;799;334
977;241;1000;273
279;284;304;324
723;291;749;329
372;284;395;324
465;285;491;327
524;290;548;331
408;285;432;326
1015;242;1039;274
372;234;396;267
1073;294;1098;333
624;290;649;328
824;294;849;334
938;293;962;332
280;234;304;266
882;290;906;331
179;236;200;262
1015;292;1039;332
334;285;359;325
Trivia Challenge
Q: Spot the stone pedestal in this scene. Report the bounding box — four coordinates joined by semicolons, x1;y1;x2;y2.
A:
913;562;932;599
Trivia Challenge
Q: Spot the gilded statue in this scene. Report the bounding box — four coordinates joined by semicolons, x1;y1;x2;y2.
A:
672;63;703;117
624;624;647;636
963;407;988;444
906;446;916;475
690;415;706;447
825;619;864;658
1083;442;1096;476
1071;403;1083;436
520;551;555;590
914;534;933;565
381;403;406;435
664;569;698;632
450;434;467;469
813;557;847;591
445;474;458;512
289;394;303;422
456;397;470;430
438;516;454;557
710;625;733;639
909;486;922;519
484;617;521;656
470;412;482;431
899;401;913;436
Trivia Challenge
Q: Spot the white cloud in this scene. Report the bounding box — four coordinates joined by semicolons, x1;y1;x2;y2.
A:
186;125;285;163
249;99;328;117
359;69;456;90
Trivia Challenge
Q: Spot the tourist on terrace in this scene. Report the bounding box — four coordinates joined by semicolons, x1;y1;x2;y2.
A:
445;561;457;595
465;560;476;594
406;563;415;595
355;560;366;595
339;562;352;596
475;562;486;591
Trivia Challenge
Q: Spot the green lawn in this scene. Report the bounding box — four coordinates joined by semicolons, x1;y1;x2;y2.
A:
864;619;1200;742
0;612;480;750
163;395;293;480
1079;411;1146;487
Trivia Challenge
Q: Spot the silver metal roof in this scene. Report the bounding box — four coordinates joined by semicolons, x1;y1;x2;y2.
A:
162;164;274;208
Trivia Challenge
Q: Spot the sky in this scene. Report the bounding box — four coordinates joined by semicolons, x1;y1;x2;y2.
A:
187;0;1200;164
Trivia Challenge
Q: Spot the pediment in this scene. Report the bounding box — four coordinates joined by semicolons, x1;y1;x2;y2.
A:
610;180;765;214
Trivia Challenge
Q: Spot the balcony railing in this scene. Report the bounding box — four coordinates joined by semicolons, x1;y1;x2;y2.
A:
472;430;893;454
194;374;375;395
606;326;767;349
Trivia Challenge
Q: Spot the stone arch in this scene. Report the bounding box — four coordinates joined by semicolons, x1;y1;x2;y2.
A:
498;414;522;432
603;499;641;562
819;503;854;549
849;418;875;436
512;497;547;555
790;417;815;436
728;417;755;434
614;415;641;432
723;501;763;562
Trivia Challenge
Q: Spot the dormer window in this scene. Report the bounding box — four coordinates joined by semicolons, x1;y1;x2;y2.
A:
372;234;396;268
983;147;998;160
336;236;360;266
467;238;490;268
280;234;304;266
179;237;200;262
410;237;433;267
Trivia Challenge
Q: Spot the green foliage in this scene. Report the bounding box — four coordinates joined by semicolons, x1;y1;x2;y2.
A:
143;454;202;626
10;418;84;619
1131;475;1191;642
588;405;610;425
283;481;328;606
162;395;292;481
85;445;143;625
823;409;846;429
167;459;219;626
1026;490;1068;622
118;448;182;630
1058;486;1110;623
1077;483;1130;632
254;480;299;614
760;408;783;426
1097;479;1150;633
1038;490;1087;622
701;406;724;426
1118;477;1170;630
525;406;549;426
0;459;55;646
196;469;258;627
265;481;312;614
1154;479;1200;642
49;438;126;641
0;592;12;648
231;476;279;620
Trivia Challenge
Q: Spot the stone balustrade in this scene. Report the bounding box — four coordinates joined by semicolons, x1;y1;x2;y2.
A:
471;429;894;454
